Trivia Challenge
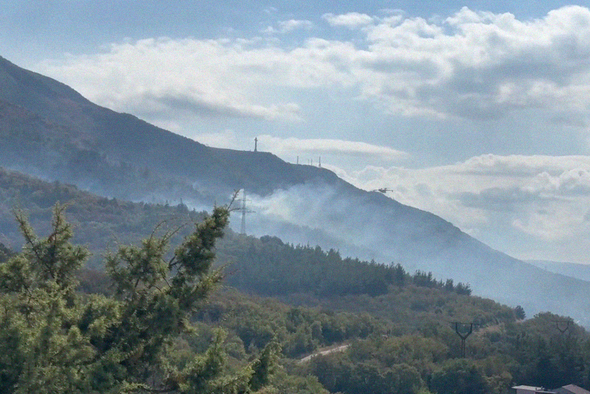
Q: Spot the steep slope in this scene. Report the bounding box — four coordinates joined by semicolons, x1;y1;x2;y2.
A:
1;56;590;325
0;56;336;197
529;260;590;283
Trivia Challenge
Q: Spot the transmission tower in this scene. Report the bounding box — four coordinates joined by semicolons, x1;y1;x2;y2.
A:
453;322;476;357
236;189;255;235
373;188;393;194
554;320;572;335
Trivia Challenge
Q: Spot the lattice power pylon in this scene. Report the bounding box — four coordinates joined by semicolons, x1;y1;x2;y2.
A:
236;189;255;235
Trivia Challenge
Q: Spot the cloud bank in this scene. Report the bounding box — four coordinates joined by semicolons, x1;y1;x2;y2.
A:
258;135;409;161
36;6;590;126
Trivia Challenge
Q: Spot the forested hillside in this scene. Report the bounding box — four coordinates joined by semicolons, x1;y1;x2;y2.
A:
1;167;589;393
1;203;588;394
0;166;209;267
217;233;472;297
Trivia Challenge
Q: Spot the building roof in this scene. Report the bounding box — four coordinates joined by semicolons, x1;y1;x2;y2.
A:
555;385;590;394
512;384;590;394
512;386;554;393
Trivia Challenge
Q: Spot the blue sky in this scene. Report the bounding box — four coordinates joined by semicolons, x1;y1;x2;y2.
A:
3;1;590;264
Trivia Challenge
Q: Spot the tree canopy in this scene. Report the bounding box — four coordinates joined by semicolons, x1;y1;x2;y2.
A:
0;204;277;394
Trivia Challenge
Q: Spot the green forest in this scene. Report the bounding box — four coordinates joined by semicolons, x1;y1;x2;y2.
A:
1;168;590;393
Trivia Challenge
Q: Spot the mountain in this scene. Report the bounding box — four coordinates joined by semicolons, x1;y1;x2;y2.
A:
0;55;336;199
529;260;590;283
2;55;590;325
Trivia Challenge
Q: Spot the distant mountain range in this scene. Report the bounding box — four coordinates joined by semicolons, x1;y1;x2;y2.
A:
1;55;590;325
529;260;590;283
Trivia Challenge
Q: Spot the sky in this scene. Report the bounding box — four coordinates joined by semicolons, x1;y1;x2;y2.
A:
3;1;590;264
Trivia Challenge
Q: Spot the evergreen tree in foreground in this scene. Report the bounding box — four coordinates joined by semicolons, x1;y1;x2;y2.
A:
0;204;278;394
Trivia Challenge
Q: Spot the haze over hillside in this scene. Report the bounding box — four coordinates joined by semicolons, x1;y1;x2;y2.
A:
2;55;590;325
529;260;590;283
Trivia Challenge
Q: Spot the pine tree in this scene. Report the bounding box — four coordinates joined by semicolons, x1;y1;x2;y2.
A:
0;204;278;393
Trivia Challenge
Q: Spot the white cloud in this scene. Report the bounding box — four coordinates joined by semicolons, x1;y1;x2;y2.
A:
258;135;409;161
322;12;375;28
264;7;278;15
263;19;314;34
279;19;314;33
359;6;590;120
35;6;590;127
37;37;307;123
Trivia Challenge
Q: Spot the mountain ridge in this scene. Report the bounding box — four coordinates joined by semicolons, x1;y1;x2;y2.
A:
0;56;350;197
